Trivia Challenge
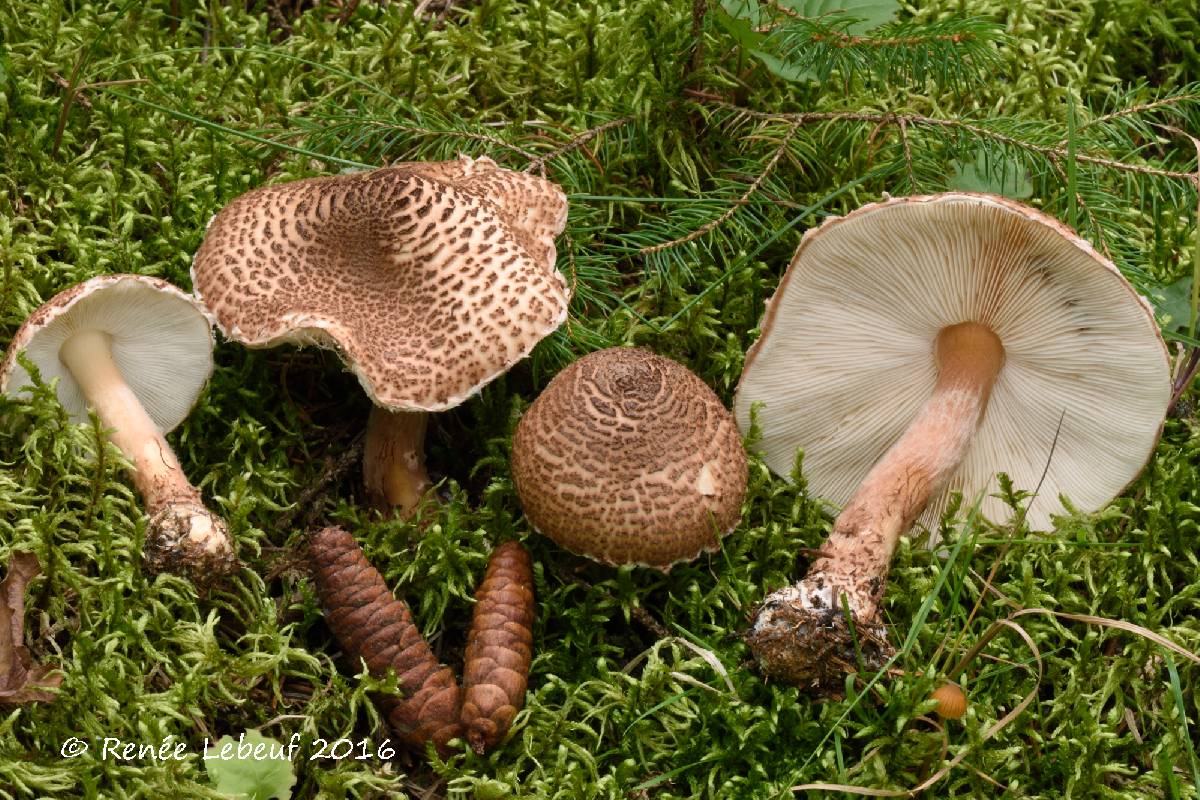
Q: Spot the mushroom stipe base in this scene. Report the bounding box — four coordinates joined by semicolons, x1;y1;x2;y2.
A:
143;502;239;582
746;589;894;695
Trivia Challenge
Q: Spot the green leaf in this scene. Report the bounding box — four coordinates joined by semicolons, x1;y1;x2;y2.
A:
777;0;898;35
716;1;767;49
205;731;296;800
720;0;899;82
720;0;768;29
947;149;1034;199
1151;274;1195;333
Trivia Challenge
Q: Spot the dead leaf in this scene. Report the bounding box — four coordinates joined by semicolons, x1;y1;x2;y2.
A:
0;552;61;704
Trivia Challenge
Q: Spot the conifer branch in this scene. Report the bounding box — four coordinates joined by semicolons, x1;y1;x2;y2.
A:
637;121;800;255
301;114;540;162
712;103;1200;182
762;3;982;48
1080;93;1200;136
525;115;639;175
763;15;1004;88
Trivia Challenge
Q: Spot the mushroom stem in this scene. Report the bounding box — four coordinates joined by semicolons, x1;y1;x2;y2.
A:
747;321;1004;690
363;408;433;517
60;331;197;510
58;330;235;581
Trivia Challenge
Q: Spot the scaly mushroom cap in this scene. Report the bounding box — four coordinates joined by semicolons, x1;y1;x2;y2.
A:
512;348;748;570
191;155;570;412
1;274;215;430
735;193;1171;532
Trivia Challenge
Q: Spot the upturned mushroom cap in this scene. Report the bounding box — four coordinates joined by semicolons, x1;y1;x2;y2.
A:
735;193;1171;532
1;274;215;429
512;348;748;570
191;155;570;412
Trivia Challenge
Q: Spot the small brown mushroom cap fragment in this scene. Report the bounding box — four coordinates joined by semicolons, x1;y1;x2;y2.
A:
1;275;236;582
511;348;748;570
191;155;569;412
932;682;967;719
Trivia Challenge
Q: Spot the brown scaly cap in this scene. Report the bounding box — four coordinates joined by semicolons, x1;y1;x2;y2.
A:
191;156;569;412
511;348;748;570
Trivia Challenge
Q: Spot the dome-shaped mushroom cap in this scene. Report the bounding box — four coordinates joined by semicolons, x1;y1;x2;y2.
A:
512;348;748;570
734;191;1166;534
191;155;570;413
735;193;1170;533
1;275;215;432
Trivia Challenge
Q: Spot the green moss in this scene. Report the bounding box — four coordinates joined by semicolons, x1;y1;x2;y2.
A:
0;0;1198;797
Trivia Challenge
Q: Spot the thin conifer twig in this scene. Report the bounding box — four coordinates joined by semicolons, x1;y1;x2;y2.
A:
524;115;639;175
275;433;366;534
760;3;982;49
638;120;801;255
710;101;1200;182
328;117;540;162
51;75;147;110
1070;93;1200;141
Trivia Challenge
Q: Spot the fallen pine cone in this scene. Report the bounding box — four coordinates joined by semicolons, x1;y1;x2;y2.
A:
308;526;462;756
460;540;535;754
307;528;536;758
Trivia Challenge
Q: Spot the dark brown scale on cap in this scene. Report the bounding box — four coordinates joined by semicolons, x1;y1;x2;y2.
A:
511;348;748;570
191;156;569;412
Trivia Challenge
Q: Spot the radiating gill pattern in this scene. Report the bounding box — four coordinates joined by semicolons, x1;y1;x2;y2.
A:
735;193;1170;533
512;348;747;570
192;156;569;412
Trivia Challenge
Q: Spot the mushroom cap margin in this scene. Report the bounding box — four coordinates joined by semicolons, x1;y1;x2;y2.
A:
734;192;1170;533
1;274;216;433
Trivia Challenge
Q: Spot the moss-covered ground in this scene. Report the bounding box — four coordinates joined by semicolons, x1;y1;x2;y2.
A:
1;0;1199;797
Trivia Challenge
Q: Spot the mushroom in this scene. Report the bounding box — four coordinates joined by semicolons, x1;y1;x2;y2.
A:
511;347;748;569
734;193;1170;690
0;274;237;581
191;155;569;517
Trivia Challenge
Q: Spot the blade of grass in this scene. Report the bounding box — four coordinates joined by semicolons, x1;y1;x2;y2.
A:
1165;655;1200;796
98;88;373;169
